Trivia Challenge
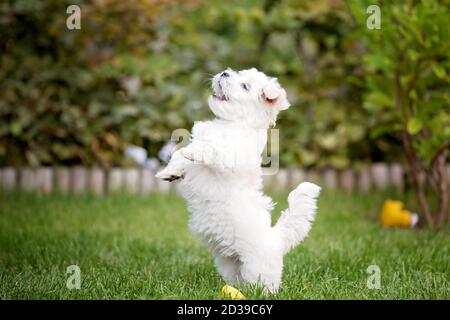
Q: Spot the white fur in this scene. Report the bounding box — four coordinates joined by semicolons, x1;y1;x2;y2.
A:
156;68;320;292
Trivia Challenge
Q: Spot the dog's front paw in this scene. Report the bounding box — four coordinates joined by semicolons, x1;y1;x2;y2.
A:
155;167;184;181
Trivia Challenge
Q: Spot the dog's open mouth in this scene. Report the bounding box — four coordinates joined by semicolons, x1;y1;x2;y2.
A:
212;79;229;101
213;93;228;101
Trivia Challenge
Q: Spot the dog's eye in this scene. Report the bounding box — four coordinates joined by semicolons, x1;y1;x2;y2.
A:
241;83;250;91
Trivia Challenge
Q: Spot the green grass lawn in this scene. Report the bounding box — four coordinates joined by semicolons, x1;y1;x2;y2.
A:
0;189;448;299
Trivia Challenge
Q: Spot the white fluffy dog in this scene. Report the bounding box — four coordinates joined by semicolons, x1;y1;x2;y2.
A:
156;68;320;293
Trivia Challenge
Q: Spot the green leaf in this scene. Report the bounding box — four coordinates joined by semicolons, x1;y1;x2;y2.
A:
407;117;423;134
432;64;446;79
443;126;450;139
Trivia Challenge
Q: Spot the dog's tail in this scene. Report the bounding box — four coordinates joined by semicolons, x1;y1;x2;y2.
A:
273;182;321;255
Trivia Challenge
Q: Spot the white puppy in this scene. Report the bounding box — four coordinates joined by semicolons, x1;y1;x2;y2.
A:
156;68;320;293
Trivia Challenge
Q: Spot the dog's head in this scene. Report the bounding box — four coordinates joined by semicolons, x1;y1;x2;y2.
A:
208;68;290;127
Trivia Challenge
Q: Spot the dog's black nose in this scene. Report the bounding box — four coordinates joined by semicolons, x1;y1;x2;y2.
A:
221;72;230;77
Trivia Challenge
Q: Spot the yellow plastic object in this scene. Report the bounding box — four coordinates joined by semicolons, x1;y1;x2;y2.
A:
380;199;418;228
221;285;246;300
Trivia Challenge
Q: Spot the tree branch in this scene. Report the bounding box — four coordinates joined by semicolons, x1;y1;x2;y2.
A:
294;30;315;85
396;65;434;227
430;145;449;228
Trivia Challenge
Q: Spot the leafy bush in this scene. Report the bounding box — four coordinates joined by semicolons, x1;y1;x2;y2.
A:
0;0;194;166
0;0;385;167
0;0;447;180
350;0;450;227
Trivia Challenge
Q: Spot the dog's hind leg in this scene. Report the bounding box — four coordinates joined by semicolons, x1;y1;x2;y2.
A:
215;255;241;285
237;239;284;293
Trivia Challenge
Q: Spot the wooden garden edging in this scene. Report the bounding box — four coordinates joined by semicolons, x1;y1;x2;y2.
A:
0;164;449;195
0;166;173;195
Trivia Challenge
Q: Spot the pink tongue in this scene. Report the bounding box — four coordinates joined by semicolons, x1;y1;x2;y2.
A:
215;94;226;101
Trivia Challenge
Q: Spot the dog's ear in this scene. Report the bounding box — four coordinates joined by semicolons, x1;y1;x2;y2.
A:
261;78;290;110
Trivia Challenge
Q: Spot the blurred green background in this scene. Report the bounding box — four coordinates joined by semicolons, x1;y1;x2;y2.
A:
0;0;449;168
